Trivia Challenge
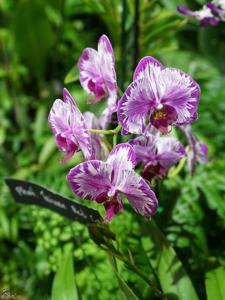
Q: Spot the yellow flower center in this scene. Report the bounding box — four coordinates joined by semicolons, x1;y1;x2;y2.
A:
152;108;166;120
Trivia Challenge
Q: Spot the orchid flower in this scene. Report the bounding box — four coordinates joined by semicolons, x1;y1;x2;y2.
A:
118;56;200;135
178;4;219;26
78;34;117;111
67;143;158;221
48;88;93;162
208;0;225;21
181;125;208;174
129;133;186;180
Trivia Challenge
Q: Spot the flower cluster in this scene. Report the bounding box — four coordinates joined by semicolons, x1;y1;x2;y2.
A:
48;35;207;221
178;1;225;26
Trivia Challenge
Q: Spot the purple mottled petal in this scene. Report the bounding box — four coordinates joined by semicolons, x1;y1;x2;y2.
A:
200;16;219;26
133;56;164;81
78;48;103;98
107;143;136;172
78;35;117;104
56;134;78;163
129;135;157;163
118;170;158;218
104;194;123;221
181;125;208;174
177;5;196;17
118;78;155;134
157;137;186;168
160;68;200;125
67;160;112;201
98;34;115;63
48;90;93;161
207;2;221;14
63;88;77;107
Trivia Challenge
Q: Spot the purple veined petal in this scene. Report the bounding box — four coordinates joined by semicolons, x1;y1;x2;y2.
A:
118;170;158;218
78;47;100;96
133;56;164;81
156;137;186;169
129;135;157;163
67;160;112;201
200;16;219;26
98;34;115;63
177;5;196;17
181;125;208;174
83;111;109;160
97;35;118;97
56;134;78;163
48;99;71;135
207;2;221;14
78;35;117;104
63;88;77;107
118;78;156;134
48;90;93;162
142;161;167;181
159;67;200;125
104;194;123;221
107;143;136;173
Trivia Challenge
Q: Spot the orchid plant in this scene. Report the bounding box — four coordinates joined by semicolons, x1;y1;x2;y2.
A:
48;34;207;222
178;0;225;26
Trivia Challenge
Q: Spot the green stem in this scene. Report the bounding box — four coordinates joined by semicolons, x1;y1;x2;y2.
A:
100;245;164;298
89;125;121;136
89;129;115;135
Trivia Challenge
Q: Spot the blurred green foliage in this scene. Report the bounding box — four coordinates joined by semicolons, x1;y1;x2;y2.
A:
1;0;225;299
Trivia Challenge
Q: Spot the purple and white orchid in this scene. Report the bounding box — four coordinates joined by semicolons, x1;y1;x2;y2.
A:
178;1;225;26
78;34;117;108
178;4;219;26
48;88;93;162
67;143;158;221
129;133;186;180
181;125;208;174
118;56;200;135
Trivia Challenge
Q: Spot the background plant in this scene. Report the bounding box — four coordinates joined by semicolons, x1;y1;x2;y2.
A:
0;0;225;299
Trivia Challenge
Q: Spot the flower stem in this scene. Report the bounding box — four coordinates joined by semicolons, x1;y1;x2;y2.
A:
89;125;121;136
89;129;115;135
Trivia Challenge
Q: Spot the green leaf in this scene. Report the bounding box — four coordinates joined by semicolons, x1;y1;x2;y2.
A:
116;271;140;300
51;251;79;300
38;136;57;165
12;0;54;81
109;255;140;300
64;65;79;84
205;266;225;300
141;220;199;300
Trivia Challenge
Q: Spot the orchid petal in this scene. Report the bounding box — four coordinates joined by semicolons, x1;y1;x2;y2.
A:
133;56;164;81
156;137;186;168
118;170;158;218
78;35;117;104
160;68;200;125
48;89;93;161
118;78;155;134
67;160;111;201
107;143;136;172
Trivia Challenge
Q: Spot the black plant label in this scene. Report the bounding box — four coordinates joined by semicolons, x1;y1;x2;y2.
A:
5;178;103;224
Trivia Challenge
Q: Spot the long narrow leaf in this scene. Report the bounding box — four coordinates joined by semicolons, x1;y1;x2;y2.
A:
205;266;225;300
51;251;80;300
141;220;199;300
